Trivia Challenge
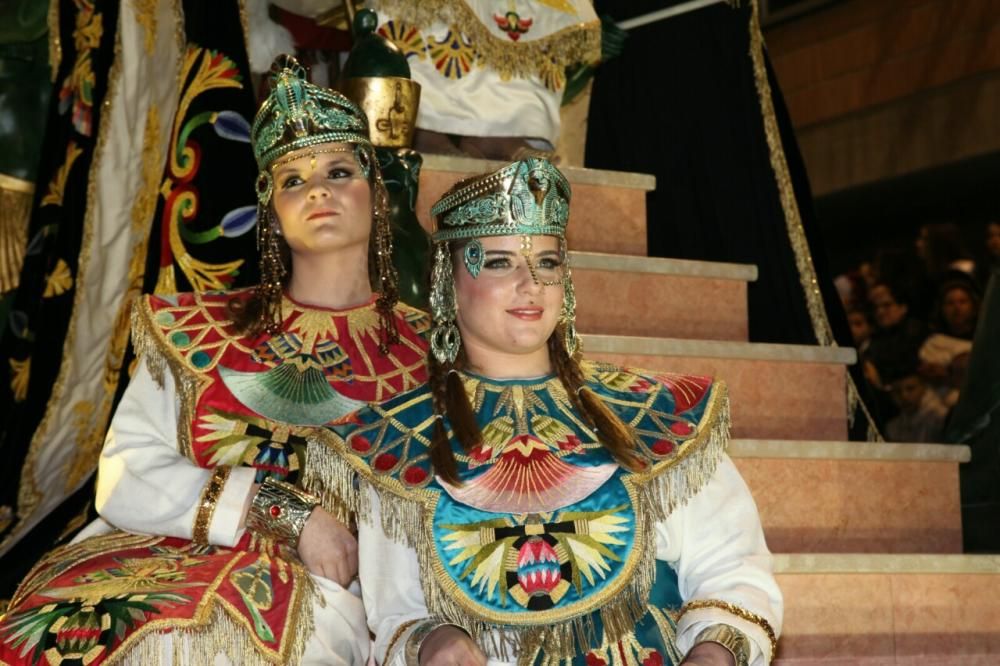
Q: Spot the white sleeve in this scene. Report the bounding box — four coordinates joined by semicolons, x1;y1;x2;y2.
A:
358;488;432;666
656;455;783;665
95;357;256;545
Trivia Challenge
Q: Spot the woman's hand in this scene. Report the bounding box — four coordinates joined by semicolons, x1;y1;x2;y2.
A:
296;506;358;586
681;640;737;666
418;625;487;666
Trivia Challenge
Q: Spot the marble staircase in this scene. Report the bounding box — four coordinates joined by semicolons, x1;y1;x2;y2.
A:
418;156;999;663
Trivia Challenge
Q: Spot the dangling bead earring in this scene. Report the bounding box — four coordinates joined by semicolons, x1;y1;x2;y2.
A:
560;243;580;357
257;206;287;335
429;243;461;364
370;154;400;353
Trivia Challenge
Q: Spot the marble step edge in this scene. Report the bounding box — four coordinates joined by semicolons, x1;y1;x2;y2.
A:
730;439;971;463
775;553;1000;575
422;154;657;191
583;334;858;365
570;251;758;282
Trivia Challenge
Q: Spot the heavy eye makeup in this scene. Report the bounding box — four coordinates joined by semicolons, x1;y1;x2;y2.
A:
480;250;563;271
276;158;357;190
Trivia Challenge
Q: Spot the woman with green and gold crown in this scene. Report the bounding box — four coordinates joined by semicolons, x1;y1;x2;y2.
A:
0;55;429;665
310;158;783;666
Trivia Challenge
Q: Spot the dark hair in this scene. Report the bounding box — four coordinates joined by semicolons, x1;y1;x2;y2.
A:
227;166;398;346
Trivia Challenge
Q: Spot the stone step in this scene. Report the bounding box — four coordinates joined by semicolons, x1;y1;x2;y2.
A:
731;440;969;554
571;252;756;341
583;334;857;440
775;554;1000;663
417;154;654;255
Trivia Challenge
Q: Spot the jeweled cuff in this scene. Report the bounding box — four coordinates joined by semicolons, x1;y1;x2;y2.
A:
679;599;778;661
193;466;231;544
246;477;320;547
403;619;471;666
693;624;751;666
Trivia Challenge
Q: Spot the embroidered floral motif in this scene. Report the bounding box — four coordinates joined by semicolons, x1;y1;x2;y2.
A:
58;0;103;136
41;142;84;207
429;28;477;80
43;259;73;298
378;20;427;60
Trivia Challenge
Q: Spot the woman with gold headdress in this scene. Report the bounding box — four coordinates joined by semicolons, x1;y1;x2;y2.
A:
311;158;783;666
0;55;429;665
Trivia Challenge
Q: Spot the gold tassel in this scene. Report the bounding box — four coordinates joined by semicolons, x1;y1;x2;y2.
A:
0;175;35;294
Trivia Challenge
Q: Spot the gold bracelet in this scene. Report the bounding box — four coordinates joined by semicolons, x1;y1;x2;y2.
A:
693;624;750;666
385;619;421;663
679;599;778;660
403;620;470;666
246;477;321;547
193;466;232;545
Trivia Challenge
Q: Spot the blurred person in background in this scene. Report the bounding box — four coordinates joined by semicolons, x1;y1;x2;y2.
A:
920;275;980;407
865;282;928;389
916;223;976;280
882;353;948;443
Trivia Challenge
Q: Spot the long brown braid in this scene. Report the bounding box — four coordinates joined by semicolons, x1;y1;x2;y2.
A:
427;325;642;486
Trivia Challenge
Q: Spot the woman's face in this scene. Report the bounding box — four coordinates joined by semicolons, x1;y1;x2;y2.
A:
270;142;371;258
987;223;1000;258
942;287;976;335
454;234;565;368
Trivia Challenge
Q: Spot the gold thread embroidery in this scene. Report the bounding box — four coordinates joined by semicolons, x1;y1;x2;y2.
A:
5;23;126;555
40;141;84;207
9;357;31;402
678;599;777;662
42;259;74;297
129;0;158;55
159;47;245;292
8;531;318;665
305;366;732;662
194;466;232;544
374;0;600;82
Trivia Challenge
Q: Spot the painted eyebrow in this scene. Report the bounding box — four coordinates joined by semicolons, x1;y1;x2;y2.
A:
273;155;356;178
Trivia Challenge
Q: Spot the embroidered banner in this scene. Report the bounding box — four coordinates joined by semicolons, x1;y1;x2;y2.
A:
0;0;260;597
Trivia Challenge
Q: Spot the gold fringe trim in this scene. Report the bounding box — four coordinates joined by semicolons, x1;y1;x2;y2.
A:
0;181;34;293
746;0;881;441
104;592;317;666
305;382;732;663
679;598;777;663
374;0;601;81
129;297;205;460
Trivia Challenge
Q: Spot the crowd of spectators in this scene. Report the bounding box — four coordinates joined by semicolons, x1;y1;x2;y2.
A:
836;222;1000;443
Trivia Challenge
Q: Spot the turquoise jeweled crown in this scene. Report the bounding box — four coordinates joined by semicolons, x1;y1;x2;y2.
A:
251;54;372;171
430;158;571;242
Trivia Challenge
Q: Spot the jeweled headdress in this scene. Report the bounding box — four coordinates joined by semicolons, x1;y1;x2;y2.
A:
429;158;578;363
430;158;571;242
247;55;398;346
251;55;373;205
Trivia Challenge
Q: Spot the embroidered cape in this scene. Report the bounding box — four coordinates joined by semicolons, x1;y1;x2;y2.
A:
0;290;429;666
308;361;730;661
